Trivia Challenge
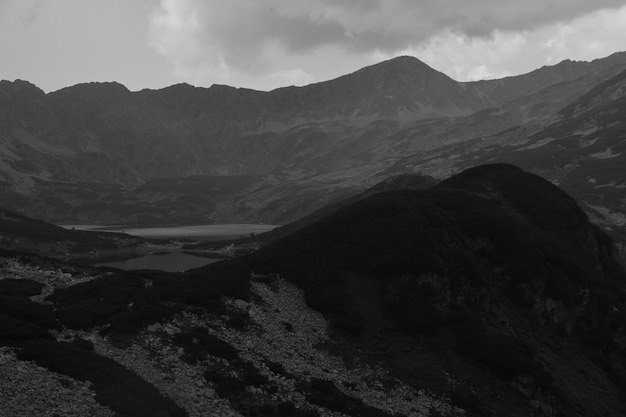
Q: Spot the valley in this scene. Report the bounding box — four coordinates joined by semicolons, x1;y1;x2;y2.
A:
3;164;626;417
3;50;626;417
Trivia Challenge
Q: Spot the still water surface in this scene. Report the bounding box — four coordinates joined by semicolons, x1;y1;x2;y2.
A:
94;252;218;272
63;223;278;241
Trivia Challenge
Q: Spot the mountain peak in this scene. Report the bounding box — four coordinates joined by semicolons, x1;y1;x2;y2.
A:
0;79;45;98
355;55;443;78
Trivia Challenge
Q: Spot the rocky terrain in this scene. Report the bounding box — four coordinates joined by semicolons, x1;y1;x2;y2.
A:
3;165;626;417
0;253;455;417
390;67;626;237
248;164;626;416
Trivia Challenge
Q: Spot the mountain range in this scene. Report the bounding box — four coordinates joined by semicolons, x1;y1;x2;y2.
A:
1;51;626;233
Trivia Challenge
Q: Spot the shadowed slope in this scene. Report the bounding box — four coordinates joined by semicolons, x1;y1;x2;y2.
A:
246;164;626;417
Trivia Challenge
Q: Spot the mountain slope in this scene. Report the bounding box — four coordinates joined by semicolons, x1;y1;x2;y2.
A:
247;164;626;417
0;207;141;257
468;51;626;105
467;69;626;229
2;52;626;227
0;250;459;417
2;164;626;416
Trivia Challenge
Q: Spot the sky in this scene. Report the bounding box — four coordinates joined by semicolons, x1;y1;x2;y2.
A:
1;0;626;93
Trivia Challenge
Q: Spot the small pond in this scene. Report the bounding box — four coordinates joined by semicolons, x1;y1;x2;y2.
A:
94;252;219;272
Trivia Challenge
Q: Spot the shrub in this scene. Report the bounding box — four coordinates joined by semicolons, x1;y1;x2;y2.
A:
0;313;52;344
299;378;392;417
179;260;251;303
172;328;237;363
275;401;322;417
105;302;174;335
71;337;95;351
0;279;44;297
0;294;60;330
237;359;268;385
450;384;489;416
265;360;286;376
382;278;444;334
49;272;144;329
204;364;247;398
332;310;365;335
18;341;187;417
226;310;249;330
459;333;551;387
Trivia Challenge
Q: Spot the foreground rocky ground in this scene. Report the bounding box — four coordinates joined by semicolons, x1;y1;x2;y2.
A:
0;254;457;417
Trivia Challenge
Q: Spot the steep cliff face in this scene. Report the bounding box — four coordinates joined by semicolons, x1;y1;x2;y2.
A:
248;164;626;417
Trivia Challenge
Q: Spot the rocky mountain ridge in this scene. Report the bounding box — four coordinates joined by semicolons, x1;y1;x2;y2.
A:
2;52;626;227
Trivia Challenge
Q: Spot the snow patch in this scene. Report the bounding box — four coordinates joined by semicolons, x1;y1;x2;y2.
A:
590;148;621;159
575;127;599;137
594;180;626;189
579;137;599;148
587;204;626;226
517;137;556;150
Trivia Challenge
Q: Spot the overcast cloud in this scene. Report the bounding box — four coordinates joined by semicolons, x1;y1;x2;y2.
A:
147;0;626;88
1;0;626;92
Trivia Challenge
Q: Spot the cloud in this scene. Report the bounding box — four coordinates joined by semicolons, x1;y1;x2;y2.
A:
0;0;46;26
405;5;626;81
147;0;626;89
263;68;315;88
19;0;45;26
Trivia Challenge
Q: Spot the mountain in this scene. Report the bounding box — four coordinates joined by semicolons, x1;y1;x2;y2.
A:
469;51;626;105
4;164;626;417
247;164;626;417
392;67;626;239
0;207;141;257
0;57;487;188
2;52;626;227
180;172;437;250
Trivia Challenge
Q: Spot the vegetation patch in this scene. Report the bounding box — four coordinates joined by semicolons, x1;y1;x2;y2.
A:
0;312;52;343
203;358;288;417
172;327;238;363
298;377;395;417
18;341;188;417
48;260;251;336
0;278;44;297
49;272;145;329
0;294;60;331
459;333;552;388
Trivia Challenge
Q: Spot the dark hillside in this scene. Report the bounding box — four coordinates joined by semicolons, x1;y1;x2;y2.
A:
436;164;590;241
246;164;626;416
0;207;142;257
255;173;437;244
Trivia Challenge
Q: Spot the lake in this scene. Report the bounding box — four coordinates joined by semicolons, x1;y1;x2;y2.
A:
94;252;219;272
62;223;278;241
